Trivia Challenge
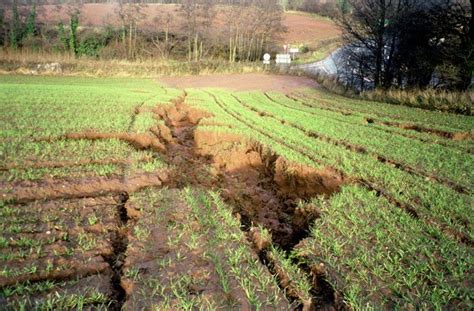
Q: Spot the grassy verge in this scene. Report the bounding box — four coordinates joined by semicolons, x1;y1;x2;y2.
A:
361;88;473;115
0;51;264;78
300;71;473;115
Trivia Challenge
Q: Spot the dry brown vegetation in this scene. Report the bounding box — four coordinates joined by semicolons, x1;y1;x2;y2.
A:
32;3;340;46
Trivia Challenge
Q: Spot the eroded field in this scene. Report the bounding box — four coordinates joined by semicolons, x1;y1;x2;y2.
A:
1;75;472;310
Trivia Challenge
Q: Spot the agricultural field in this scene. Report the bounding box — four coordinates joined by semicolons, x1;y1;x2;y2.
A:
0;74;472;310
34;4;340;48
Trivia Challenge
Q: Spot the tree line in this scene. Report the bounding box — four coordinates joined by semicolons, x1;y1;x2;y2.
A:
282;0;349;17
0;0;285;62
339;0;472;91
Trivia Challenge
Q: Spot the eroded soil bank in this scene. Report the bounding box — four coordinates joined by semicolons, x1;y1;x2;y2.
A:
150;97;344;250
1;93;347;310
150;97;347;309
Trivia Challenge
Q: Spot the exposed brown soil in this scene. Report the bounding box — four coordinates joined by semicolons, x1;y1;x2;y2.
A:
64;132;166;153
104;192;129;311
397;123;474;141
250;227;313;309
0;274;114;308
146;96;347;309
274;92;442;147
1;170;168;203
282;12;341;45
160;73;320;93
193;128;344;248
0;196;119;295
236;94;469;194
274;156;345;199
207;91;474;247
121;189;290;310
0;259;111;288
0;157;150;171
2;92;345;309
249;226;346;311
32;4;339;45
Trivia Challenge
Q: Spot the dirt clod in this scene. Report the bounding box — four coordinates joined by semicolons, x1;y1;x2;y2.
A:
65;132;166;153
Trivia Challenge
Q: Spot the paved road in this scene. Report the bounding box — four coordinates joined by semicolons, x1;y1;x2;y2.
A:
293;48;342;76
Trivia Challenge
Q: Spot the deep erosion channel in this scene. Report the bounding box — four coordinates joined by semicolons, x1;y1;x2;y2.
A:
1;92;347;309
151;93;347;309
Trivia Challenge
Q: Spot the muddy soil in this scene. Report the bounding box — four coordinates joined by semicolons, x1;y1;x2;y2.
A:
0;274;114;308
161;73;320;94
121;188;291;310
147;97;347;309
2;92;346;310
236;94;469;194
151;98;343;250
64;132;166;153
1;171;168;203
289;93;473;142
0;196;118;290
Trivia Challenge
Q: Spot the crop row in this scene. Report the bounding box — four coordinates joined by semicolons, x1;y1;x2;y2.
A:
237;92;473;189
0;76;174;183
266;92;473;153
122;187;290;309
294;88;474;132
296;185;473;309
186;89;473;308
0;76;180;139
187;89;472;243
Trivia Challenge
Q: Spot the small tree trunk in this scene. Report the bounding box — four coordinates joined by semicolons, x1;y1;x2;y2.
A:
128;23;133;59
188;38;192;62
194;33;198;62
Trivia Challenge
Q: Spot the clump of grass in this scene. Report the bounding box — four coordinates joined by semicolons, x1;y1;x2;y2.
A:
361;88;473;115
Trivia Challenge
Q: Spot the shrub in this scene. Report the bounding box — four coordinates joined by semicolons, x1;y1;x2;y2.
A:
78;32;107;58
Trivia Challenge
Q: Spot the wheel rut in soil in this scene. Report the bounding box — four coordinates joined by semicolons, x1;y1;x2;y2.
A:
238;94;470;195
287;93;474;142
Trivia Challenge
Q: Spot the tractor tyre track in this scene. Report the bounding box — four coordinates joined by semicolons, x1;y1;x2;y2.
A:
239;94;469;195
206;91;473;247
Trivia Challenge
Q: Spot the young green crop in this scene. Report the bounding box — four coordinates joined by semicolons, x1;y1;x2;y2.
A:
182;88;473;308
1;74;472;310
189;89;472;243
0;76;172;182
265;91;473;153
297;185;473;309
121;187;288;309
236;91;473;188
295;88;474;132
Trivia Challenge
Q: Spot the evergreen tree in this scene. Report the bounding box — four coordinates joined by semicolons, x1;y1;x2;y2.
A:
0;7;4;46
58;21;69;51
338;0;350;14
9;0;22;49
69;13;79;56
25;4;36;38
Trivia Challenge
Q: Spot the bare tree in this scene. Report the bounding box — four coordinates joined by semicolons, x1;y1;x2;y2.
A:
223;0;284;62
180;0;215;62
339;0;472;90
117;0;144;59
431;0;473;90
